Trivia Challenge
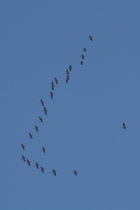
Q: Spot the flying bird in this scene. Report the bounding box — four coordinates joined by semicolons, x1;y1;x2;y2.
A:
35;162;39;169
81;54;85;59
39;116;43;123
21;144;25;150
50;92;53;99
80;61;83;65
29;133;33;139
83;48;87;52
66;75;70;83
43;107;48;115
21;155;26;162
40;166;45;173
42;146;47;153
73;170;77;176
69;65;72;71
40;99;44;106
51;82;55;90
34;125;39;132
89;35;93;41
54;78;58;85
52;169;56;176
26;159;31;166
66;69;69;75
122;122;127;129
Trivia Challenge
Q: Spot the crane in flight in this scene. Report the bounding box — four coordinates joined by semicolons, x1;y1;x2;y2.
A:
26;159;31;166
29;133;33;139
50;92;53;99
52;169;56;176
80;61;83;65
34;125;39;132
81;54;85;59
66;75;70;83
51;81;55;90
21;155;26;162
54;77;58;85
42;146;47;153
43;107;48;115
122;122;127;129
35;162;39;169
39;116;43;123
40;99;44;106
73;170;77;176
69;65;72;71
21;144;25;150
40;166;45;173
89;35;93;41
83;48;87;52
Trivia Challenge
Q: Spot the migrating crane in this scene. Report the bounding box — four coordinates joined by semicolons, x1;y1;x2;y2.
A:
21;144;25;150
66;69;69;75
52;169;56;176
35;162;39;169
51;82;55;90
39;116;43;123
34;125;39;132
54;78;58;85
40;166;45;173
21;155;26;162
69;65;72;71
43;107;48;115
26;159;31;166
50;92;53;99
81;54;85;59
89;35;93;41
83;48;87;52
122;122;127;129
29;133;33;139
42;146;46;153
73;170;77;176
40;99;44;106
80;61;83;65
66;75;70;83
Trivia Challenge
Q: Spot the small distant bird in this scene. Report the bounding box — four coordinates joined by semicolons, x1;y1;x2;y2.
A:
81;54;85;59
40;99;44;106
89;35;93;41
51;81;55;90
66;75;70;83
21;144;25;150
35;125;39;132
40;166;45;173
83;48;87;52
66;69;69;75
73;170;77;176
50;92;53;99
21;155;26;162
54;77;58;84
52;169;56;176
29;133;33;139
122;122;127;129
26;159;31;166
42;146;46;153
35;162;39;169
43;106;48;115
80;61;83;65
69;65;72;71
39;116;43;123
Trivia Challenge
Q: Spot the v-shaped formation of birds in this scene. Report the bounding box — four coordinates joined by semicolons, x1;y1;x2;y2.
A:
20;35;127;176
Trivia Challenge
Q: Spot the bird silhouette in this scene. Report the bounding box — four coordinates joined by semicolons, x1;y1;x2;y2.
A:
21;144;25;150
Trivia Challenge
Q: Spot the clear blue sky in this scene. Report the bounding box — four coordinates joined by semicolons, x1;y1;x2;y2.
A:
1;0;140;209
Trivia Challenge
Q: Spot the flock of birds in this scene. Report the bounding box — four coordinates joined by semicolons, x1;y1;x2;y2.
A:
20;35;127;176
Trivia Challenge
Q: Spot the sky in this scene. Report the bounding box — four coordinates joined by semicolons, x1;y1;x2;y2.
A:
0;0;140;209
